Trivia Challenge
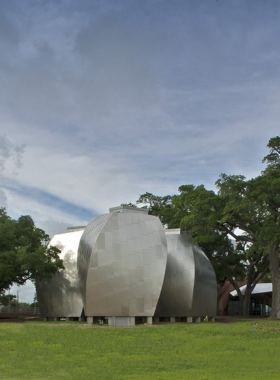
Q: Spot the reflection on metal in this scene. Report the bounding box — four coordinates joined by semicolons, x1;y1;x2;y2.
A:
154;229;217;318
192;243;217;317
77;206;167;317
36;229;84;318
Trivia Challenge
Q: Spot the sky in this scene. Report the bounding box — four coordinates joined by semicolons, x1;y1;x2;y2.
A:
1;0;280;302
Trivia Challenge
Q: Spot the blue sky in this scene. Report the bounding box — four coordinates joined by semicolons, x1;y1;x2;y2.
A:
1;0;280;301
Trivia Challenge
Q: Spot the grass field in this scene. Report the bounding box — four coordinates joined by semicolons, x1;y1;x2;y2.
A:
0;319;280;380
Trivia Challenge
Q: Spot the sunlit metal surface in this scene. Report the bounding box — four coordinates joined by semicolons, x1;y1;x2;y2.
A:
154;229;217;318
36;230;84;318
77;206;167;317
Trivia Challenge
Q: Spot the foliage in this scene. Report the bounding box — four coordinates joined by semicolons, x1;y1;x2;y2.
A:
0;208;64;293
136;192;178;227
262;136;280;169
174;183;246;284
0;321;280;380
0;293;16;306
175;178;269;316
131;182;269;315
249;136;280;318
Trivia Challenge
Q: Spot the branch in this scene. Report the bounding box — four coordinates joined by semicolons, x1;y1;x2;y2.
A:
226;217;257;241
218;223;254;243
226;273;244;299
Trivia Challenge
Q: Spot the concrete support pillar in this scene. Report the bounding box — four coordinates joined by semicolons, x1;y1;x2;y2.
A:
187;317;193;323
54;317;60;321
129;317;135;327
170;317;175;323
87;316;94;324
208;317;215;322
147;316;153;325
194;317;201;323
108;316;135;326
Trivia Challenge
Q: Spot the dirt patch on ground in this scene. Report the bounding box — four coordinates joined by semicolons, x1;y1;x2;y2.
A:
215;316;269;324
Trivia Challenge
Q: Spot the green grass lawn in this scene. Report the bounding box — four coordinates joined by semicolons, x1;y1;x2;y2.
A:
0;319;279;380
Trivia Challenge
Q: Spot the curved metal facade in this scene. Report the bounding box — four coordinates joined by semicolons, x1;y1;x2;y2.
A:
192;244;217;316
77;206;167;317
37;207;217;322
36;230;84;318
154;229;216;318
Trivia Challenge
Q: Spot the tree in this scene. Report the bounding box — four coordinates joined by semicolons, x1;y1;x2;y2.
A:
131;178;270;316
0;208;64;295
129;186;267;316
247;136;280;318
0;293;16;306
136;192;177;227
262;136;280;169
174;179;269;317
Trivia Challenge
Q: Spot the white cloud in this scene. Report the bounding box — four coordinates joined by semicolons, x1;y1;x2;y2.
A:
9;281;35;304
4;188;88;235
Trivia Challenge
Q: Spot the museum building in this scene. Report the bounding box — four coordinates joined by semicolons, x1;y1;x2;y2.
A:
36;206;217;326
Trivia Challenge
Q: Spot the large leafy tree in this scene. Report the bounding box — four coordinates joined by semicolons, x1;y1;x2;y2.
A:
133;184;269;316
132;188;264;316
0;208;64;295
175;178;269;317
247;136;280;318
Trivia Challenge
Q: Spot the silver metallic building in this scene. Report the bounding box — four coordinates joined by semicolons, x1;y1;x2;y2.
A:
37;206;217;324
77;206;167;326
36;229;84;319
154;229;217;322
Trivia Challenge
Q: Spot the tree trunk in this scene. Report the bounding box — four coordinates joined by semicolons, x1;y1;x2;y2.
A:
236;261;260;317
238;283;256;317
227;276;250;317
232;288;250;317
269;246;280;319
242;288;252;317
238;295;244;316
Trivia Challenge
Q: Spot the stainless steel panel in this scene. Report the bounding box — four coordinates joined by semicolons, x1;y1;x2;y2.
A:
191;244;217;317
77;214;111;310
36;230;84;318
154;230;217;318
77;207;167;317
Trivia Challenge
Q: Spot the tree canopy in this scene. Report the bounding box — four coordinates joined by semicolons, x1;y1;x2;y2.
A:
0;208;64;295
248;136;280;318
176;176;269;316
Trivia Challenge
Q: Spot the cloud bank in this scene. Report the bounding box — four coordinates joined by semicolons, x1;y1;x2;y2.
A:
0;0;279;233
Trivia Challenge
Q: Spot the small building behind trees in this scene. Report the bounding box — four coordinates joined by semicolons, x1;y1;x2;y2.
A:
218;281;272;316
